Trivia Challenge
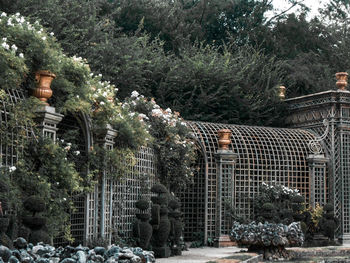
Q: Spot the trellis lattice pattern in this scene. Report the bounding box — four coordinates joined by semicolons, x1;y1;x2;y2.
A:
185;121;317;240
0;88;30;167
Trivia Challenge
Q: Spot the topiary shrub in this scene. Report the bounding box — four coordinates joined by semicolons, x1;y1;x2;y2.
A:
150;183;171;258
261;203;276;222
168;197;182;256
135;199;149;211
133;198;152;250
151;184;168;195
22;196;50;245
230;221;304;260
279;209;293;225
319;203;337;241
23;196;46;216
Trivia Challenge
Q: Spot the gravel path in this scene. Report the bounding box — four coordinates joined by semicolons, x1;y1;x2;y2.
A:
156;246;244;263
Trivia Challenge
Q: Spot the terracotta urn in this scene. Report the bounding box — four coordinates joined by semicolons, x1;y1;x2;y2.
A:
279;86;286;100
336;72;348;90
33;70;56;105
217;129;231;150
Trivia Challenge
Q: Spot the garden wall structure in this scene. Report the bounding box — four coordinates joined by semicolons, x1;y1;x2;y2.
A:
285;84;350;243
0;88;156;246
4;73;350;247
180;121;327;246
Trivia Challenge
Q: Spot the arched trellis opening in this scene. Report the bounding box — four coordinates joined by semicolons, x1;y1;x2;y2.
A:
181;121;328;245
54;112;92;246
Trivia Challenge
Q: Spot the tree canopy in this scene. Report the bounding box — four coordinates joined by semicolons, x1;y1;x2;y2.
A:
0;0;347;126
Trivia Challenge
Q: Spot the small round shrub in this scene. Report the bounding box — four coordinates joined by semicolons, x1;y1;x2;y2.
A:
292;195;304;203
168;199;180;210
24;196;46;215
151;184;168;194
29;229;50;245
324;203;334;212
22;216;47;230
135;199;149;211
160;207;169;215
151;195;168;205
262;203;274;211
136;213;150;221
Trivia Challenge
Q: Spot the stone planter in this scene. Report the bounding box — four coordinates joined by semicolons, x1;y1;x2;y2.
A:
217;129;232;150
33;70;56;105
336;72;348;90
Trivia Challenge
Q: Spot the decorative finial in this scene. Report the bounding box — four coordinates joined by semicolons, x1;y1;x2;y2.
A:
217;129;231;150
279;86;286;100
336;72;348;90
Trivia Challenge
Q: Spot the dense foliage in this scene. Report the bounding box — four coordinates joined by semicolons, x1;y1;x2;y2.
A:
230;221;304;259
253;183;302;224
0;12;196;241
2;0;348;126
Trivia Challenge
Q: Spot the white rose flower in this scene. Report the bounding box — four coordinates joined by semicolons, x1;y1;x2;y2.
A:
131;90;139;98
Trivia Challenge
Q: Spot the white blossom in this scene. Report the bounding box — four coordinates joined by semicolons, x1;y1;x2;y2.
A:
9;166;16;172
74;151;80;156
1;42;9;50
19;53;24;58
131;90;139;98
11;44;17;51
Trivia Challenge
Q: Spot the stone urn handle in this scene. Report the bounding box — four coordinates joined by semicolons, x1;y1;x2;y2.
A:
32;70;56;105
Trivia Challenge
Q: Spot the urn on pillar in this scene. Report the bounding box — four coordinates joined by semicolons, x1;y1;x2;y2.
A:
32;70;56;105
217;129;232;150
336;72;348;91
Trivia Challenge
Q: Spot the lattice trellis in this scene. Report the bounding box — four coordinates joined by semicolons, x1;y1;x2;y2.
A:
0;88;30;167
185;121;317;241
285;89;350;239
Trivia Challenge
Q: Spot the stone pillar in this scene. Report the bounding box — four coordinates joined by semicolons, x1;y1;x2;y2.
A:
31;71;63;141
285;72;350;242
96;124;117;243
214;129;237;247
307;154;329;208
34;105;63;141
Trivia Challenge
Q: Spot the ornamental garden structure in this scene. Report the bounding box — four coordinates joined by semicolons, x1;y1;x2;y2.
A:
1;72;350;246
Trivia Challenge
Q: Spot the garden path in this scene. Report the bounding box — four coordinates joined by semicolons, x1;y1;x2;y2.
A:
156;246;243;263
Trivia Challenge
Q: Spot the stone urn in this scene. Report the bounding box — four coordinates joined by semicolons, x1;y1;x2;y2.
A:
217;129;231;150
33;70;56;105
336;72;348;90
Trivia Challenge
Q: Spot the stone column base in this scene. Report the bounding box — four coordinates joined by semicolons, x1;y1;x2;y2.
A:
214;235;237;247
341;234;350;244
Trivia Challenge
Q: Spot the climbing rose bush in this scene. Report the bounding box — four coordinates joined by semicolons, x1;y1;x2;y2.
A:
122;91;196;191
